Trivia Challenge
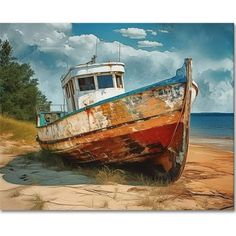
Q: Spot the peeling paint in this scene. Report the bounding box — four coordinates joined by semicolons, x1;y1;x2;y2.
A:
37;59;198;183
38;82;185;142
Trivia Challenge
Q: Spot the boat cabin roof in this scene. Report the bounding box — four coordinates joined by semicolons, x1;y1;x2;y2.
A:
61;62;125;87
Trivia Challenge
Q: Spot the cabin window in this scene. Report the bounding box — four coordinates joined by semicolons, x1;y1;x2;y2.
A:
116;75;123;88
97;74;114;89
78;76;95;91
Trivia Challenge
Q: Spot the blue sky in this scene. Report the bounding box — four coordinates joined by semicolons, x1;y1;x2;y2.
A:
0;23;234;112
72;23;233;56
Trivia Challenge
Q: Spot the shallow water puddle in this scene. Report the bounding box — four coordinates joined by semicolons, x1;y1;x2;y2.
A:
0;151;164;186
0;154;96;185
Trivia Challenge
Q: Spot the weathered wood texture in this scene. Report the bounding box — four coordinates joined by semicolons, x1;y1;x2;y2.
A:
38;82;185;143
37;59;196;182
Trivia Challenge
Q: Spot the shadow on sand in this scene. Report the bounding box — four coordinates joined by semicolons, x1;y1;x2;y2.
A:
0;150;159;186
0;151;98;185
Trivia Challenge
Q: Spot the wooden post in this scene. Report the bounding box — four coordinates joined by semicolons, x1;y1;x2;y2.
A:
176;58;193;178
185;58;192;87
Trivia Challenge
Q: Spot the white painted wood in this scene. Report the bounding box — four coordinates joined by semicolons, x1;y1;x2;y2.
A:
61;62;125;112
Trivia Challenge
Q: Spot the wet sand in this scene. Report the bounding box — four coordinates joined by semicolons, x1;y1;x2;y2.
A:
0;136;234;211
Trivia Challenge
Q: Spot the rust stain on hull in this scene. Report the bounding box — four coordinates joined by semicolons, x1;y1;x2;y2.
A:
37;59;195;183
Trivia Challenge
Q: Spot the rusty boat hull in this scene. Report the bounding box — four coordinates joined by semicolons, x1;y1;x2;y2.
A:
37;59;198;183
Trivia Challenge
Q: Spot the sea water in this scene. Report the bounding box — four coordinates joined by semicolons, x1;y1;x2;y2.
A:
190;113;234;139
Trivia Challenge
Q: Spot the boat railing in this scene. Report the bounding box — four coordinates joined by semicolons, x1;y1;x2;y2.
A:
36;103;66;113
49;104;66;112
36;103;67;127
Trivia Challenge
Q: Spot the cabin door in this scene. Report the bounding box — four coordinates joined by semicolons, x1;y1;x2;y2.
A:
69;80;76;111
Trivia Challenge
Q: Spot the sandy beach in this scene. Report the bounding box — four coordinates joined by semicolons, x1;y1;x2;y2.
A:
0;135;234;211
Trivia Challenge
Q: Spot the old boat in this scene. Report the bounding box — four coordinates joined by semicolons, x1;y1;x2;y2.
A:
36;58;198;182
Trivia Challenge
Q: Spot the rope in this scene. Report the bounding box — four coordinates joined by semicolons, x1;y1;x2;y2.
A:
165;79;191;151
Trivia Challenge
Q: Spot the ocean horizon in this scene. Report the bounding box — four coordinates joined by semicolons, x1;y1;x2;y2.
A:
190;112;234;140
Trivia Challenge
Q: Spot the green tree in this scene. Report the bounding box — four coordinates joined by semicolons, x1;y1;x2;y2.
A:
0;39;51;121
0;39;13;66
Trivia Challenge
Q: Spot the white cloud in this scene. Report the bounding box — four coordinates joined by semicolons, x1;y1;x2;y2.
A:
192;68;233;112
48;23;72;32
15;29;23;35
146;29;157;36
138;40;163;48
0;24;233;112
159;29;169;33
68;34;98;48
116;28;158;38
114;28;146;39
195;58;233;74
0;23;72;52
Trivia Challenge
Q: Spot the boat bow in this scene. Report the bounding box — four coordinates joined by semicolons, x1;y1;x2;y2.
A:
36;58;198;183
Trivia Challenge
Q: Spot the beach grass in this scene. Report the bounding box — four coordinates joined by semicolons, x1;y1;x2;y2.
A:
0;116;36;143
133;173;157;186
101;199;109;208
36;151;67;170
138;187;170;210
138;196;166;210
2;145;34;155
10;189;21;198
31;193;46;210
95;166;127;184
